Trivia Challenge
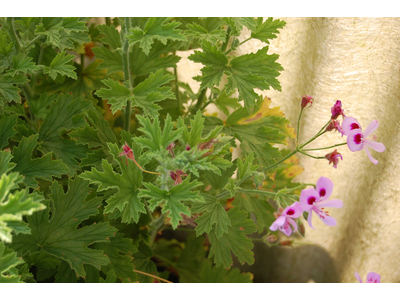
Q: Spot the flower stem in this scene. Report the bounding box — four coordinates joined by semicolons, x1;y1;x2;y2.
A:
220;27;232;53
302;142;347;152
122;17;133;132
174;64;182;116
299;130;327;149
191;88;207;114
236;188;277;196
296;108;304;146
298;150;325;159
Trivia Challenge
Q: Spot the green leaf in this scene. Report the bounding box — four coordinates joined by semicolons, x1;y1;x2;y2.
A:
92;47;123;74
11;177;116;278
0;74;25;103
7;53;40;77
200;260;253;283
0;150;15;176
80;142;145;223
134;114;183;153
128;17;186;55
28;92;58;120
132;240;159;283
214;90;241;116
185;23;226;44
97;24;121;49
0;30;14;57
62;17;88;34
139;176;203;229
0;115;17;149
204;158;236;191
11;134;68;188
93;233;138;282
191;194;231;238
94;79;132;114
208;207;256;268
0;172;45;243
0;242;23;283
132;69;175;118
222;17;258;36
177;110;204;148
43;51;77;80
99;269;117;283
188;41;228;89
35;18;63;48
251;17;286;44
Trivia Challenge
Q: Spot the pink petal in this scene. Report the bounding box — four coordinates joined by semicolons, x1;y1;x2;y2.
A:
287;217;298;232
366;272;381;283
269;222;279;231
279;219;292;236
347;130;364;152
283;202;303;218
300;188;320;212
313;207;337;226
315;199;343;208
363;145;378;165
363;120;379;138
342;117;362;136
354;272;363;283
364;139;385;153
307;211;315;230
316;176;333;201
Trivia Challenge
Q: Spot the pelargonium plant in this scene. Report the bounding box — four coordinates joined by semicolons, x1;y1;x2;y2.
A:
0;17;385;283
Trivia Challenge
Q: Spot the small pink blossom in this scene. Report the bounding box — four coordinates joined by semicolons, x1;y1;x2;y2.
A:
170;169;187;185
331;100;346;119
301;95;314;108
300;177;343;229
118;142;135;166
326;120;345;136
167;142;175;157
345;119;385;165
354;271;381;283
325;149;343;169
269;202;302;236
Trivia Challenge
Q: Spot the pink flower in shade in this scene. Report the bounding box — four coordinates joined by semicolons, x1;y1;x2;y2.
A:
354;271;381;283
300;177;343;229
301;95;314;108
326;120;345;136
118;142;135;166
344;119;385;165
325;149;343;169
269;202;303;236
331;100;346;119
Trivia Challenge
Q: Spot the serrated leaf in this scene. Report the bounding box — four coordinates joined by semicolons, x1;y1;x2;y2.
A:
80;142;145;223
92;47;123;74
0;30;14;57
11;134;68;188
0;115;17;149
132;240;159;283
0;242;23;282
185;23;226;44
0;74;25;103
208;207;256;268
28;92;58;120
0;150;15;176
214;90;241;116
0;172;45;243
251;17;286;44
127;17;186;55
35;18;63;48
97;24;121;49
43;51;77;80
200;260;253;283
139;176;203;229
11;177;116;278
191;194;231;238
95;79;132;114
62;17;88;34
7;53;40;77
204;159;236;191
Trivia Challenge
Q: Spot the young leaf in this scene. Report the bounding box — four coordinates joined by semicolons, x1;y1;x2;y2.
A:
11;177;116;278
0;242;23;283
139;176;203;229
43;51;77;80
62;17;88;34
0;172;45;243
11;134;68;188
80;143;145;223
127;17;186;55
191;194;231;238
208;207;256;269
251;17;286;44
0;30;14;57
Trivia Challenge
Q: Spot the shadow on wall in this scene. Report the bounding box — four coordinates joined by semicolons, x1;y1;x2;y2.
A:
238;241;340;283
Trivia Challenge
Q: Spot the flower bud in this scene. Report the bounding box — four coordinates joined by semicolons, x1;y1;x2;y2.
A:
331;100;346;119
264;235;278;244
279;240;293;246
325;149;343;169
186;144;191;151
301;95;314;108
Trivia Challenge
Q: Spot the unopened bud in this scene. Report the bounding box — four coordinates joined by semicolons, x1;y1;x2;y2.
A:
264;235;278;244
186;144;191;151
279;240;293;246
298;222;306;237
301;95;314;108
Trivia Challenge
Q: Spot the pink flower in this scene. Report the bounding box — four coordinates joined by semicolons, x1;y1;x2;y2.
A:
301;95;314;108
331;100;346;119
326;120;345;136
354;271;380;283
118;142;135;166
325;149;343;169
269;202;303;236
341;117;362;136
300;177;343;229
345;119;385;165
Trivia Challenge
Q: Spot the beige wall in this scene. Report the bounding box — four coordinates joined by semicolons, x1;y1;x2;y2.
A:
177;17;400;283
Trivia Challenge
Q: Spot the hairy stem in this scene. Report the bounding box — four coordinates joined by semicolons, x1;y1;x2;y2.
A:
7;18;22;52
122;17;133;132
174;64;182;116
191;88;207;113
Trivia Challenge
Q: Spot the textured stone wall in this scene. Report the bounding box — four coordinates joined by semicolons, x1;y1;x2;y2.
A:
176;17;400;283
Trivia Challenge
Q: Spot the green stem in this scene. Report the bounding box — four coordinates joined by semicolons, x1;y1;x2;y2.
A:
296;108;304;145
174;65;182;116
200;100;213;111
144;200;154;222
220;27;232;53
23;34;42;51
105;17;111;26
225;36;251;55
299;130;327;149
122;17;133;132
150;215;164;246
298;150;325;160
236;188;276;196
302;142;347;152
153;254;176;269
191;88;207;113
7;18;22;52
31;44;45;95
